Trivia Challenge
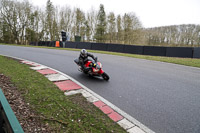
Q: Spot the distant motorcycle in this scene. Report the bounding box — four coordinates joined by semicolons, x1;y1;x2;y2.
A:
74;57;110;81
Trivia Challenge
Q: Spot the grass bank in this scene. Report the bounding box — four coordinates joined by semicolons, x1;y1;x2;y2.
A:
0;55;126;133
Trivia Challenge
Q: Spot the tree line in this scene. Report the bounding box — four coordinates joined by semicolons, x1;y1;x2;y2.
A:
0;0;142;45
0;0;199;46
142;24;200;46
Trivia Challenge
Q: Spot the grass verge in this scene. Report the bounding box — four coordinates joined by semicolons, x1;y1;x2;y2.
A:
1;43;200;68
0;55;126;133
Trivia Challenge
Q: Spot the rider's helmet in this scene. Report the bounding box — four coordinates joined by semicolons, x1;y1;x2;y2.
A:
80;49;87;57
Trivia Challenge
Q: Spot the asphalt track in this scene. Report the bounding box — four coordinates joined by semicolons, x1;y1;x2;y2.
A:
0;45;200;133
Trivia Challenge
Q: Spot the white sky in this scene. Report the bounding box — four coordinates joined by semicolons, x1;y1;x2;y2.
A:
30;0;200;28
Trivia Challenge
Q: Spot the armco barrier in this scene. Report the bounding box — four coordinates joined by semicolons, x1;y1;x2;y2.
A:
166;47;193;58
193;47;200;58
65;41;77;48
91;43;108;51
76;42;92;49
143;46;166;56
107;44;125;53
124;45;143;54
0;88;24;133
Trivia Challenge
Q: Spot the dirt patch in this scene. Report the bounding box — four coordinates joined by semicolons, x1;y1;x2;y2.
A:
0;74;53;133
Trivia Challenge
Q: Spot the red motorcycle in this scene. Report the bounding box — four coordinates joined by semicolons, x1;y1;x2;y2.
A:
74;58;110;81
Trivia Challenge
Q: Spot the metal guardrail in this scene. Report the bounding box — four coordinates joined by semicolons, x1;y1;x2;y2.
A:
0;88;24;133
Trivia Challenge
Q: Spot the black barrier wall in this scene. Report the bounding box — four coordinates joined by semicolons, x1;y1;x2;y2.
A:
124;45;143;54
166;47;193;58
107;44;125;53
65;41;77;48
76;42;92;49
143;46;166;56
59;41;63;48
193;47;200;58
30;41;200;58
50;41;55;47
91;43;108;51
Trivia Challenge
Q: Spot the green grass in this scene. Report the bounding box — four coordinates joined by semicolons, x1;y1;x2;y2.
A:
2;43;200;68
0;56;126;133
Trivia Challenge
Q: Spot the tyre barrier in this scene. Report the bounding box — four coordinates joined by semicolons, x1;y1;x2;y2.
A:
30;41;200;58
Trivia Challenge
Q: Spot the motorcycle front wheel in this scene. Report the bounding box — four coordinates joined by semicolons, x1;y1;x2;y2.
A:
102;72;109;81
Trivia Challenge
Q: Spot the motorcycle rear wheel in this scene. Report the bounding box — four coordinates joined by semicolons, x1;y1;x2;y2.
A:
102;72;109;81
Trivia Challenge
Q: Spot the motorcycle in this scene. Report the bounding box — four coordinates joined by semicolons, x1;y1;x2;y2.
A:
74;57;110;81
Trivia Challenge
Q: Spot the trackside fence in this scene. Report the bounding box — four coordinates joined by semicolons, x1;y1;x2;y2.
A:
29;41;200;58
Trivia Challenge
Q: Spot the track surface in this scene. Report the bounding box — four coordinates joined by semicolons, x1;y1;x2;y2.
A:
0;45;200;133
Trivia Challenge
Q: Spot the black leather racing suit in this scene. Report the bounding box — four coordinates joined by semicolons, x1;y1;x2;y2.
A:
79;53;95;72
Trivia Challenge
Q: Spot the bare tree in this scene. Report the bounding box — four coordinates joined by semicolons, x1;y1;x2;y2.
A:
59;6;73;40
143;24;200;46
45;0;55;40
87;8;98;42
16;0;31;44
116;15;122;43
122;13;142;44
1;0;18;43
107;12;116;43
95;4;107;43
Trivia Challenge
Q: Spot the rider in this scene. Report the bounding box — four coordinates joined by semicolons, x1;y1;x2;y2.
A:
79;49;96;72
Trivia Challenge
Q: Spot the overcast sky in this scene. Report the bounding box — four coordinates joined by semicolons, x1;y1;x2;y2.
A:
30;0;200;28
